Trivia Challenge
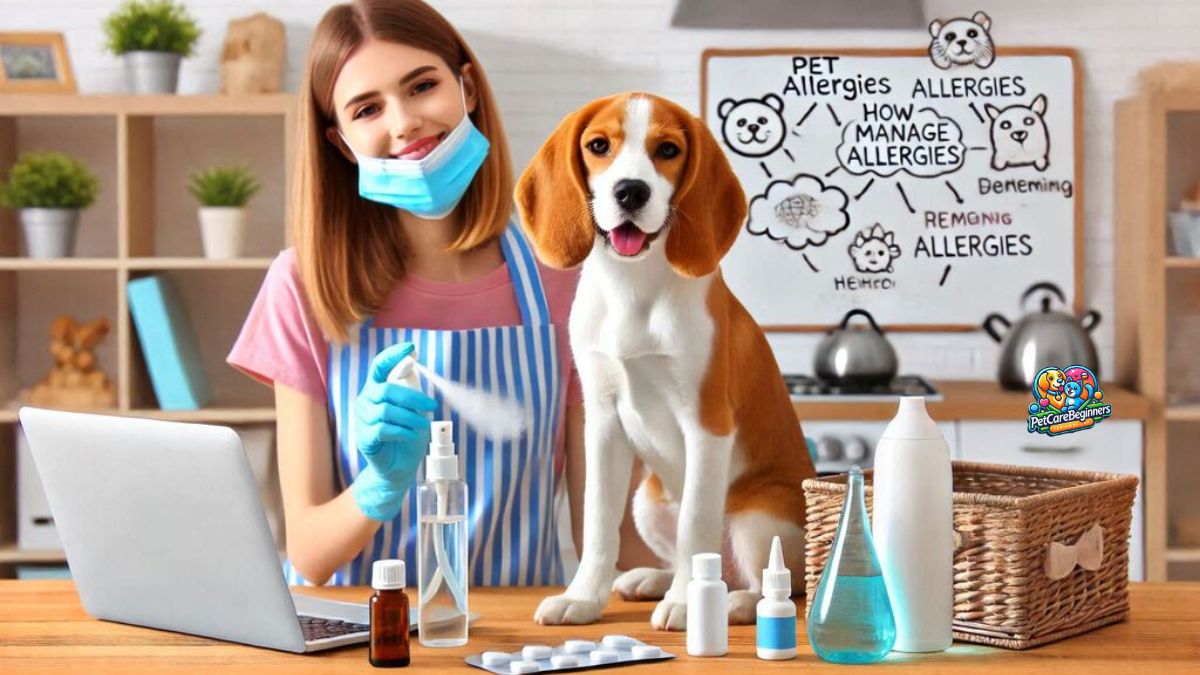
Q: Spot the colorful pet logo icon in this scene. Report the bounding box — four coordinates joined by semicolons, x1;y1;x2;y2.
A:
1027;365;1112;436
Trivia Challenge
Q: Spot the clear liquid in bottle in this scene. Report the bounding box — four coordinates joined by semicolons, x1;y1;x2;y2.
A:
417;480;468;647
807;465;896;664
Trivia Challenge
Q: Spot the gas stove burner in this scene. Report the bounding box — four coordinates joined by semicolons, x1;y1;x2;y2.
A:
784;374;942;402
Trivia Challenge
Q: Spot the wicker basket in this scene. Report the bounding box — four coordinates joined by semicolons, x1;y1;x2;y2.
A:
802;461;1138;650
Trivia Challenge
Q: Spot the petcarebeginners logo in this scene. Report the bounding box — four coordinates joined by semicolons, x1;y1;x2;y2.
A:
1027;365;1112;436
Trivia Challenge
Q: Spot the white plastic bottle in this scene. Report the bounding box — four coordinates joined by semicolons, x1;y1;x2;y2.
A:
871;396;953;652
756;536;797;660
686;553;728;657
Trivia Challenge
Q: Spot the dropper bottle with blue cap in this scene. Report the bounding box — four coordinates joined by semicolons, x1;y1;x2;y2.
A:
756;535;797;660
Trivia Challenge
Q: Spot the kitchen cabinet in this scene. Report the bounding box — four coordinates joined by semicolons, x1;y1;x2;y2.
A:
957;420;1144;581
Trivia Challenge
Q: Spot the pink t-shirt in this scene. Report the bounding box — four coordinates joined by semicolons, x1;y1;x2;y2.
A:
227;248;583;433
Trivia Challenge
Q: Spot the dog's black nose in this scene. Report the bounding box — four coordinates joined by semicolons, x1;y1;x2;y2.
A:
1012;130;1029;142
614;179;651;212
957;39;967;47
749;123;760;132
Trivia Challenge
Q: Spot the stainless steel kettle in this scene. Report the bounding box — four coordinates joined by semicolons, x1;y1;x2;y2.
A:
982;282;1101;390
814;309;899;387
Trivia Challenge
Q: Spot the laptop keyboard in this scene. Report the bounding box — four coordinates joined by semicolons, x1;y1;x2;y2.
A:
298;615;370;641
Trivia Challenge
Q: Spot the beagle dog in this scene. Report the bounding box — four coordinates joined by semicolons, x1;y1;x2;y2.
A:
516;93;815;631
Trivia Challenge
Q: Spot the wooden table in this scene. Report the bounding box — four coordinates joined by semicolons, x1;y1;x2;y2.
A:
2;581;1198;673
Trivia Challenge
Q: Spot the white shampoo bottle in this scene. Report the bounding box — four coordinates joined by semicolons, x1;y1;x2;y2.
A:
686;553;728;657
871;396;953;652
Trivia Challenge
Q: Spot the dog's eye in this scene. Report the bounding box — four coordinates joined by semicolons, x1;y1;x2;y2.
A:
656;142;680;159
1023;117;1034;126
757;117;767;124
1000;120;1012;130
945;31;957;42
736;119;746;127
967;28;978;38
586;138;610;155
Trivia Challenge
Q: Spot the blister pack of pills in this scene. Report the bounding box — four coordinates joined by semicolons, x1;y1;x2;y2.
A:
465;634;675;673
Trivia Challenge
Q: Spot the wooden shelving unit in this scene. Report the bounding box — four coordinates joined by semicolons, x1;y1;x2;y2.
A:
1116;92;1200;582
0;94;295;577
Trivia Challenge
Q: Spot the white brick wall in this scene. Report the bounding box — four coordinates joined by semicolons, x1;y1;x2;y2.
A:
6;0;1198;379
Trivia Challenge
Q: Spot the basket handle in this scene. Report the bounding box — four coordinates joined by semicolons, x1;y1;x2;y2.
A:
1045;523;1104;580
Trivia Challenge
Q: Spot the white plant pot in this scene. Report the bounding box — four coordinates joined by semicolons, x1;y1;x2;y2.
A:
123;51;182;94
198;207;247;259
19;208;80;258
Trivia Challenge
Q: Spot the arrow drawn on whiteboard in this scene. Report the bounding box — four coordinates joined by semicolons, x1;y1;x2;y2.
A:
854;178;875;201
939;265;952;286
896;183;916;214
803;253;819;273
796;102;817;128
968;102;986;123
826;104;841;126
944;180;963;204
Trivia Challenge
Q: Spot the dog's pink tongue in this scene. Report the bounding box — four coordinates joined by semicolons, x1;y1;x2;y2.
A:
611;224;648;256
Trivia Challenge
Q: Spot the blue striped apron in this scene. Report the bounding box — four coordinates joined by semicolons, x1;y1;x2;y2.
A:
284;225;570;587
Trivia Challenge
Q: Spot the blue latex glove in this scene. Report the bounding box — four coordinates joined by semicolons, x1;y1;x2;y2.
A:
350;342;438;522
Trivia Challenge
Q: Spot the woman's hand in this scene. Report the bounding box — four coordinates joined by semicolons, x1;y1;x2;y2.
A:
350;342;438;521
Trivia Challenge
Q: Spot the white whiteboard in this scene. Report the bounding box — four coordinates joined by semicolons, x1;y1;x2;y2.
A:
702;49;1081;330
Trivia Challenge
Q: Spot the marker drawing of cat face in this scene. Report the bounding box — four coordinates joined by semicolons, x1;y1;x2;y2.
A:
985;95;1050;172
929;11;995;69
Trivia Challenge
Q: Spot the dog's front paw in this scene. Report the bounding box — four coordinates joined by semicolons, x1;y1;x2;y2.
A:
534;594;603;625
613;567;673;601
728;590;760;625
650;596;688;631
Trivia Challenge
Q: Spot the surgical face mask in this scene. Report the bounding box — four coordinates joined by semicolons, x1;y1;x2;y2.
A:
338;79;490;219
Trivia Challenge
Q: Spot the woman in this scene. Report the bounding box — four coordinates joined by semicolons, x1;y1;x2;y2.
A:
229;0;650;587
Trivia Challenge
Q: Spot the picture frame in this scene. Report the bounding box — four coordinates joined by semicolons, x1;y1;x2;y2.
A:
0;32;76;93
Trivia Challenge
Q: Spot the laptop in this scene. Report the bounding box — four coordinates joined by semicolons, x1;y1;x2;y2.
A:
18;406;409;653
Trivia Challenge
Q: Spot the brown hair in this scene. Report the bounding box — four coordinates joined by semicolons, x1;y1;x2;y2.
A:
294;0;513;342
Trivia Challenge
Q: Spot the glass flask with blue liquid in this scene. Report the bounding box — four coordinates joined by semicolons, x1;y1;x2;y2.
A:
807;465;896;664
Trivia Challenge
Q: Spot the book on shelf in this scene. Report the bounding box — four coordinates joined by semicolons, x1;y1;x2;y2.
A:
126;275;212;410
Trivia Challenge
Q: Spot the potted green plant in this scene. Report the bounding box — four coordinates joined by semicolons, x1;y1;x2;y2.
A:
0;152;100;259
188;164;260;259
103;0;201;94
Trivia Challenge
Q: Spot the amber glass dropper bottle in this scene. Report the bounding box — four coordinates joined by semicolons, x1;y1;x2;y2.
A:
370;559;411;667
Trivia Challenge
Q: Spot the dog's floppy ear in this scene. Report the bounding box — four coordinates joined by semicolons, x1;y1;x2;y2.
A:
1037;371;1051;392
929;19;944;37
515;100;607;269
665;107;747;278
972;11;991;30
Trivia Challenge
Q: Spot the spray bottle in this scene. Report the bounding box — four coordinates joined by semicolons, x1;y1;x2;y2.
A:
390;356;422;392
756;536;797;660
416;421;469;647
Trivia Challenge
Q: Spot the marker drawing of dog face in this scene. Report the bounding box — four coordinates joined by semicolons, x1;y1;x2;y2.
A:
717;94;786;158
985;95;1050;172
928;11;995;69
